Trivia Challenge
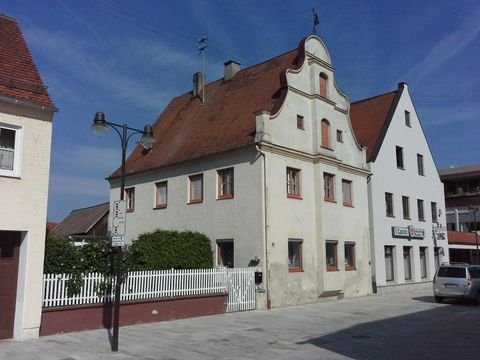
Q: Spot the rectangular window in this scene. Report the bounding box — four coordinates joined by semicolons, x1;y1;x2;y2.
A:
417;154;424;175
345;242;355;271
288;239;303;272
402;196;410;219
0;124;21;177
420;247;427;278
385;192;394;217
336;130;343;143
342;179;352;206
125;187;135;212
385;246;395;281
396;146;404;169
324;173;335;201
405;110;411;127
217;240;234;268
296;115;304;130
287;167;301;199
217;168;234;199
326;241;338;271
431;202;438;223
403;246;412;280
189;174;203;204
155;181;167;208
417;199;425;221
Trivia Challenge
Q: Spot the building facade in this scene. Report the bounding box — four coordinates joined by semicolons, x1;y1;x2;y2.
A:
108;35;373;308
0;14;56;340
350;83;449;293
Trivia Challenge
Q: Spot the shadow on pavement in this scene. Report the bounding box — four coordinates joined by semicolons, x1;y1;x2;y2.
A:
297;305;480;360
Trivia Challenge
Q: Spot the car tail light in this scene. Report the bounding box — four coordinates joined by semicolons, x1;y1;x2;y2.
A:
467;274;472;286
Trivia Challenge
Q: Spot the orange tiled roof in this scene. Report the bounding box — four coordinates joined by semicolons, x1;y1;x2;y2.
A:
448;231;479;246
350;90;400;162
0;14;56;110
110;41;306;179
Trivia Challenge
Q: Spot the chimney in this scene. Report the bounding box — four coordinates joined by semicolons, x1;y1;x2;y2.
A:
193;72;205;98
224;60;241;81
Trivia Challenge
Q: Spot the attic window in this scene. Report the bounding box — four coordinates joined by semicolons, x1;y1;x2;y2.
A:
297;115;304;130
405;110;411;127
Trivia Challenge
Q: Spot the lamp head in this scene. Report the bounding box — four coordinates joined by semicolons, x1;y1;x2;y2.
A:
91;112;108;135
139;124;155;149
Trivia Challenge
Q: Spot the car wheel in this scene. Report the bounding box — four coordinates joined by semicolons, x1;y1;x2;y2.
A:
434;296;443;303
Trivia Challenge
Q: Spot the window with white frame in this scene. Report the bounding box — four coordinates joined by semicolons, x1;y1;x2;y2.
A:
405;110;411;127
0;124;22;177
155;181;167;208
125;187;135;212
402;196;410;219
417;154;424;176
417;199;425;221
385;246;395;281
189;174;203;204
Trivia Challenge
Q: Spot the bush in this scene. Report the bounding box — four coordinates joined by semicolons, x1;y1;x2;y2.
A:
43;231;79;274
127;229;213;270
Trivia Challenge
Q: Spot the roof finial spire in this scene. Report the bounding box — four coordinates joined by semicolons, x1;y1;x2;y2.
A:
312;8;320;34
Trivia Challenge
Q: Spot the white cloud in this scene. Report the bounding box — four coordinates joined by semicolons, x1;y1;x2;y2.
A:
403;6;480;84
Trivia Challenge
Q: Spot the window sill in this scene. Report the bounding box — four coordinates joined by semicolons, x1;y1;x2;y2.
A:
403;217;411;220
386;214;395;218
345;267;356;271
288;268;303;273
343;203;354;208
419;219;425;222
326;267;338;272
217;195;234;200
0;173;21;179
320;145;333;151
287;194;303;200
397;166;405;170
324;198;336;203
188;200;203;205
154;205;167;210
126;209;134;213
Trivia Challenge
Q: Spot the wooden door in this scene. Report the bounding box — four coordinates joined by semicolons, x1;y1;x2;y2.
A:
0;231;20;340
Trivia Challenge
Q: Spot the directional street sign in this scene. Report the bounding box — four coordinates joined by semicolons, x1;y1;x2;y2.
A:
112;200;126;246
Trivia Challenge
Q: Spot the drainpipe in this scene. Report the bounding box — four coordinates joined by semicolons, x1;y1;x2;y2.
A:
256;144;271;309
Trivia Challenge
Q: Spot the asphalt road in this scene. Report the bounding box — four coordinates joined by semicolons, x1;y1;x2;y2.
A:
1;288;479;359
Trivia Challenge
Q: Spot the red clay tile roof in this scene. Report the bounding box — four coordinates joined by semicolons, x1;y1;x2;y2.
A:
0;13;56;110
110;41;305;179
448;231;479;246
350;90;399;162
54;202;109;236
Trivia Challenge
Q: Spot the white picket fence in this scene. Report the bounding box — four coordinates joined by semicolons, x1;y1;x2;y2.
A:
43;267;256;313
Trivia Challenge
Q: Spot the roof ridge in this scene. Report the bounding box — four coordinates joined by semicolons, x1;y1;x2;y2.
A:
71;202;109;213
351;89;398;105
0;13;16;22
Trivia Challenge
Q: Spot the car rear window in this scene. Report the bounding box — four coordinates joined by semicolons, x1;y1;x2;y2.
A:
437;267;466;278
468;267;480;278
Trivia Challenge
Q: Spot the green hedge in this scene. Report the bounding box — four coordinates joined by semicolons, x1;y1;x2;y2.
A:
127;230;213;270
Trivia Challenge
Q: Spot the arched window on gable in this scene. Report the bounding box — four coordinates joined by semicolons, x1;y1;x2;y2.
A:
319;73;328;98
321;119;331;149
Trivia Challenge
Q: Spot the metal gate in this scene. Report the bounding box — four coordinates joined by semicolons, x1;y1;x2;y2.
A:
225;267;256;312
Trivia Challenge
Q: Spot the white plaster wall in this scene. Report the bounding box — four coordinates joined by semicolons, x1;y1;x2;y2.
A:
0;102;54;340
368;85;449;288
109;148;265;269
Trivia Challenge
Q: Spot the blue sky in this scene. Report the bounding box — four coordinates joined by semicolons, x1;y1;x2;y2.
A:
3;0;479;221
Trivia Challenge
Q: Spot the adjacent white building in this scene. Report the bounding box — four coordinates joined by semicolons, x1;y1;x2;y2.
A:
0;14;56;340
350;83;449;293
108;35;373;308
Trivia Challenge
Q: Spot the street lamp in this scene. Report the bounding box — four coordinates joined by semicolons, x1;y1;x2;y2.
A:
91;111;154;352
469;205;479;264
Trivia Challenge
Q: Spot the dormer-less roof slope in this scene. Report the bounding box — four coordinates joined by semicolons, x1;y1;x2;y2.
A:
0;14;56;110
54;202;109;236
349;89;400;162
110;44;303;179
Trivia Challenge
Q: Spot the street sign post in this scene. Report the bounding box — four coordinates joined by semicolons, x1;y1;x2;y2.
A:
112;200;126;247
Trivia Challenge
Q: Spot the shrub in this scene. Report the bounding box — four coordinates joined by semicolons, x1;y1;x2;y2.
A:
127;229;213;270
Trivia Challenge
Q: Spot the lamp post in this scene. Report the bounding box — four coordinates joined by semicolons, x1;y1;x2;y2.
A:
469;205;479;264
91;112;154;352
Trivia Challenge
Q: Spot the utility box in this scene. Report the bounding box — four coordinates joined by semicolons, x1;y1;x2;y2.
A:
255;271;263;285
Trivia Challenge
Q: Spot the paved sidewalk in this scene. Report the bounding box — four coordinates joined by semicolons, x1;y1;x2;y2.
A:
1;289;479;360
